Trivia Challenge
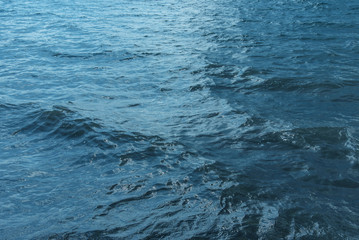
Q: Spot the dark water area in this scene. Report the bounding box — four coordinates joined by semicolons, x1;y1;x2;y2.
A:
1;0;359;239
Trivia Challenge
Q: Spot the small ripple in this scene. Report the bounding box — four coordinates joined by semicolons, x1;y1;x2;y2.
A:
241;76;344;94
50;49;138;61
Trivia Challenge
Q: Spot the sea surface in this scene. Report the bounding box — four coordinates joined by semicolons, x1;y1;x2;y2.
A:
1;0;359;239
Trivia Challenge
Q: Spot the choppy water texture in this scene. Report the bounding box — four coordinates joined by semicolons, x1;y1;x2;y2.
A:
1;0;359;239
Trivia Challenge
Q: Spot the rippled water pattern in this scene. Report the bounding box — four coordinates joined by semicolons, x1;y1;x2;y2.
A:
1;0;359;239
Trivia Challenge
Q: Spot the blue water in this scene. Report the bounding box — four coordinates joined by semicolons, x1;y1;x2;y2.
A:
1;0;359;239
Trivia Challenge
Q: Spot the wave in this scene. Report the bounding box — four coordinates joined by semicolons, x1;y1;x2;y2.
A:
13;105;100;141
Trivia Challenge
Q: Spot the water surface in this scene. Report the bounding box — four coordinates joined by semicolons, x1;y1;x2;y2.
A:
1;0;359;239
